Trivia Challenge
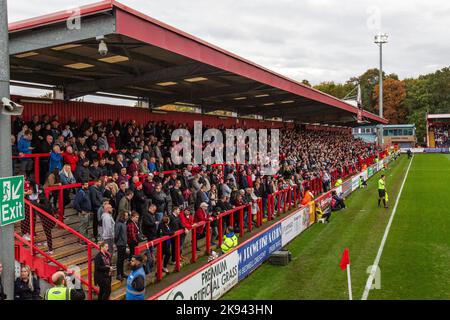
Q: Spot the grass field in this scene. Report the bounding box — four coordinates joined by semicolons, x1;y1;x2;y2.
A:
224;154;450;300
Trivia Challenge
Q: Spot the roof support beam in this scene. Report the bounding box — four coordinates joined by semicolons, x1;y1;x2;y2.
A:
64;63;223;99
9;14;116;55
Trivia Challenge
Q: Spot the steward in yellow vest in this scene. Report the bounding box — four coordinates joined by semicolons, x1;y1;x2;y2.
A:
377;174;388;209
221;227;238;254
45;271;85;300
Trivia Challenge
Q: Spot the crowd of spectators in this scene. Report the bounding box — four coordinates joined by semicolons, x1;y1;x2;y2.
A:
432;125;450;148
9;113;378;299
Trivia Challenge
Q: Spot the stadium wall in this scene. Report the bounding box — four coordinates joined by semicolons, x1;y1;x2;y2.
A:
149;154;397;300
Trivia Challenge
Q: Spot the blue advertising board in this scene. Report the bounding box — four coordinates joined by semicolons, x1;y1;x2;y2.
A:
237;224;282;281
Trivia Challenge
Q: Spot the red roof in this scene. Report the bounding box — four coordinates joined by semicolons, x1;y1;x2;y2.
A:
8;0;387;124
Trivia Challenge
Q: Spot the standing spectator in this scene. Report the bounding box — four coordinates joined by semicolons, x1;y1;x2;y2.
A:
125;255;146;300
36;194;56;255
14;266;40;300
157;215;174;274
168;207;189;264
94;242;113;300
43;168;62;208
59;164;76;207
195;184;209;210
127;211;140;261
89;178;104;242
17;130;34;177
143;173;155;198
141;204;158;274
73;181;92;242
75;158;90;183
179;206;197;249
115;211;129;281
63;146;78;172
170;179;185;208
194;202;214;241
38;134;53;184
152;184;167;222
118;190;133;219
49;145;63;173
101;203;115;255
132;181;147;217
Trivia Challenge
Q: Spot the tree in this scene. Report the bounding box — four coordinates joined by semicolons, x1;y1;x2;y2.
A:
313;81;354;99
373;78;407;124
348;68;385;113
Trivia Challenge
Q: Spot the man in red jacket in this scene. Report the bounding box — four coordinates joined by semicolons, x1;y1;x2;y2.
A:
194;202;213;240
63;146;79;172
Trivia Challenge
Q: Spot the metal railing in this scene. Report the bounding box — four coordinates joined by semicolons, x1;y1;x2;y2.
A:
15;199;103;300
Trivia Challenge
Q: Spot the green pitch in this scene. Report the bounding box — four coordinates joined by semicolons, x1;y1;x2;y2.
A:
224;154;450;300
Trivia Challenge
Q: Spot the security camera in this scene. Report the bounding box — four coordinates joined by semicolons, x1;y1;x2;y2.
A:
1;97;24;116
98;39;108;56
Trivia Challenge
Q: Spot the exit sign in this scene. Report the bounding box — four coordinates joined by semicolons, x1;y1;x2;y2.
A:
0;176;25;226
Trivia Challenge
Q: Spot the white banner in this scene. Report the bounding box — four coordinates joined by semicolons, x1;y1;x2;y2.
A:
351;175;360;192
158;251;239;300
362;169;368;180
281;207;309;246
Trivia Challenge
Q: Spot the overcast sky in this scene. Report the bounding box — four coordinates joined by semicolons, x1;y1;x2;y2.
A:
7;0;450;101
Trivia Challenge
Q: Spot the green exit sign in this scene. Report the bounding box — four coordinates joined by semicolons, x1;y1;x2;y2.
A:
0;176;25;226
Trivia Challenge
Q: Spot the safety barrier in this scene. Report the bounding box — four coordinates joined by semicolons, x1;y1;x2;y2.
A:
14;199;104;300
134;201;261;282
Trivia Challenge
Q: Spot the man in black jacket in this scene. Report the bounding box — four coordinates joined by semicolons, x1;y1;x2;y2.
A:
89;159;102;180
89;178;104;241
142;204;158;241
170;179;185;208
38;134;53;184
75;158;90;183
168;206;189;264
132;181;148;218
94;242;112;300
141;204;158;274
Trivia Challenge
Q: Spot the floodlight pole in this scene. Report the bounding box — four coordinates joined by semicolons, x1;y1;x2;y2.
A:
375;33;388;148
0;0;15;300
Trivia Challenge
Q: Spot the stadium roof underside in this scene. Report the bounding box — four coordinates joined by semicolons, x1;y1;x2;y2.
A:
8;0;387;126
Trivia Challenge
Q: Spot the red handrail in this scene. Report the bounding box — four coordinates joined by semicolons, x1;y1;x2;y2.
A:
21;199;102;299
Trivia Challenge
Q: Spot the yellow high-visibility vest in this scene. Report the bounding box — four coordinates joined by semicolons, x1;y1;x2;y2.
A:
221;234;238;254
378;178;385;190
45;286;70;300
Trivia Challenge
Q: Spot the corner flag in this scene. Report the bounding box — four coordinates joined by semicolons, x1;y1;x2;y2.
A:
340;248;353;300
340;248;350;270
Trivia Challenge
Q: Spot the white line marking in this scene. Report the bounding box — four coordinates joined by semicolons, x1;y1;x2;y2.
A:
361;156;414;300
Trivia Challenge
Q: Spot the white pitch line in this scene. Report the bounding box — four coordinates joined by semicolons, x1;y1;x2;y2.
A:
361;155;414;300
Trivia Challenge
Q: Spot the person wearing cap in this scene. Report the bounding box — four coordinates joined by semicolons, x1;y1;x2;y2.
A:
126;255;146;300
143;173;155;198
44;271;85;300
194;202;214;241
